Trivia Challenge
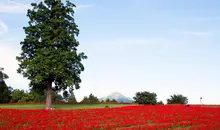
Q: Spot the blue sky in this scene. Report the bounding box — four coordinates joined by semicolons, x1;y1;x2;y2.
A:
0;0;220;104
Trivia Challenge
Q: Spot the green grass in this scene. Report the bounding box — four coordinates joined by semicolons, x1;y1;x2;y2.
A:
0;104;133;109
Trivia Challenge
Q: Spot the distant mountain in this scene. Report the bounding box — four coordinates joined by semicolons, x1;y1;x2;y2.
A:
99;92;133;103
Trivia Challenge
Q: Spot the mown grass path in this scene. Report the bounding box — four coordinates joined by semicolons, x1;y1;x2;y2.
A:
0;104;134;109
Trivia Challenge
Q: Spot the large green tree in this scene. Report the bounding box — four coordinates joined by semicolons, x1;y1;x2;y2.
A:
16;0;87;109
0;67;13;103
167;94;188;104
133;91;157;105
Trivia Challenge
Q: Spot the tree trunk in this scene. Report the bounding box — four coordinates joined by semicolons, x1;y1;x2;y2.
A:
45;81;52;110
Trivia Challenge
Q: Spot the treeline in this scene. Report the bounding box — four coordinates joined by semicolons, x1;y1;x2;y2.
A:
133;91;188;105
0;86;122;104
0;67;125;104
1;68;189;105
0;86;63;104
0;86;189;105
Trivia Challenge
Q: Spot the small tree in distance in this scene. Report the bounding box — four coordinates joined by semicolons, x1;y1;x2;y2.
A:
157;100;164;105
105;98;110;103
88;93;99;103
80;96;90;104
111;99;117;103
68;93;77;103
63;91;69;102
167;94;188;104
133;91;157;105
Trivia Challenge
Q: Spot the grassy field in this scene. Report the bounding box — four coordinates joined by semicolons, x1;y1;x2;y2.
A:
0;103;134;109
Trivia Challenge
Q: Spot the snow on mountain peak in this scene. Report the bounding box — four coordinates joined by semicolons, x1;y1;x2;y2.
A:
109;92;124;99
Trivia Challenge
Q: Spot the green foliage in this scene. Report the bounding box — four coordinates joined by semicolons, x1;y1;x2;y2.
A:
63;91;69;102
105;98;110;103
18;93;34;103
133;91;157;105
103;98;118;103
111;99;117;103
29;82;47;95
8;87;65;103
68;93;77;103
29;87;46;102
80;94;99;104
105;99;117;103
0;67;12;103
88;93;99;103
9;88;63;103
10;89;26;103
52;91;63;102
16;0;87;108
29;83;46;102
32;92;46;102
80;96;90;104
0;83;13;103
157;100;164;105
167;94;188;104
0;67;9;80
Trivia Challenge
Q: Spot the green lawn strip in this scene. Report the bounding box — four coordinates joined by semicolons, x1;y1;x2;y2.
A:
53;104;133;109
0;104;133;109
0;104;44;109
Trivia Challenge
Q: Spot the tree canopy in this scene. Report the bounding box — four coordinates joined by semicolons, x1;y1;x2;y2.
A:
0;67;12;103
167;94;188;104
81;96;90;104
68;92;77;103
133;91;157;105
10;89;26;103
80;94;99;104
16;0;87;109
63;90;69;102
88;94;99;103
157;100;164;105
0;67;9;83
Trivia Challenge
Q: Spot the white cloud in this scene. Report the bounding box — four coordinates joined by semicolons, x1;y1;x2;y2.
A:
0;2;30;14
0;19;8;35
0;2;94;14
7;0;30;8
75;4;95;10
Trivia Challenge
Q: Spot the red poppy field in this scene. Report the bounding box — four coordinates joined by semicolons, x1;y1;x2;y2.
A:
0;105;220;130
